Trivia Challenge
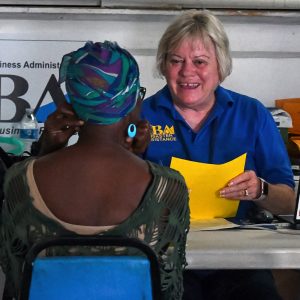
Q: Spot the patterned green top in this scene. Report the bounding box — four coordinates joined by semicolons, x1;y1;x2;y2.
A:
0;158;190;299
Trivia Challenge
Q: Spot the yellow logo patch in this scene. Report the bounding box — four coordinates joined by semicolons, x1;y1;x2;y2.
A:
150;125;176;142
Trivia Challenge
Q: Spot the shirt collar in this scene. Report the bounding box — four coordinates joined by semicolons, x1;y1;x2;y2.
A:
215;85;234;109
154;85;174;110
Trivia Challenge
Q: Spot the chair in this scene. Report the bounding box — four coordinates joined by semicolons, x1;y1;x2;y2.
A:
19;236;162;300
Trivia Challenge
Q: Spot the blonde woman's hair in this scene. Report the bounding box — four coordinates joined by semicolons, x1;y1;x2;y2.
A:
156;10;232;82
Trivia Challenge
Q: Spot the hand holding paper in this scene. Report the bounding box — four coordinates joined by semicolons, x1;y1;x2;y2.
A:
170;153;247;220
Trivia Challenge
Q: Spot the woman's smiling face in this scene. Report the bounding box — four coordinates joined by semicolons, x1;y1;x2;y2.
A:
164;36;220;110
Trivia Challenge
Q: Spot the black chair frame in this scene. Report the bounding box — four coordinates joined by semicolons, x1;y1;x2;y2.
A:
19;235;162;300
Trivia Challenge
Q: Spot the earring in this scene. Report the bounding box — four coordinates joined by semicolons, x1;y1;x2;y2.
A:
127;123;137;138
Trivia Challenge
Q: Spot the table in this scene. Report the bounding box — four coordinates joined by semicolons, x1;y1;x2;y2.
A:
186;228;300;270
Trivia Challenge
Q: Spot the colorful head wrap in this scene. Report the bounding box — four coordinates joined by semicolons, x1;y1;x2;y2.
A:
59;41;140;125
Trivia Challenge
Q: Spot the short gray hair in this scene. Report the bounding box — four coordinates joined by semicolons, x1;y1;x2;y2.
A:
156;10;232;82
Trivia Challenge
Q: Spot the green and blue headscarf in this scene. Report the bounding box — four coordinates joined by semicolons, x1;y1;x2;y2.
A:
59;41;140;125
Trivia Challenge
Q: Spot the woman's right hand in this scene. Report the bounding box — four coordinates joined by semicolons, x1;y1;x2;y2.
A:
38;102;84;155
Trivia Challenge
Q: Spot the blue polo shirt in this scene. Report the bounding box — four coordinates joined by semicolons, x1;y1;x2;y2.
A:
141;85;294;219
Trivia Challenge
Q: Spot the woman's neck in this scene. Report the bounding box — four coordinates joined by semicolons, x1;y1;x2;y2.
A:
174;100;215;132
77;122;125;145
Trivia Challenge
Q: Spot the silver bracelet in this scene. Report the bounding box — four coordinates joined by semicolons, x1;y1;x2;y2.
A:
253;177;269;201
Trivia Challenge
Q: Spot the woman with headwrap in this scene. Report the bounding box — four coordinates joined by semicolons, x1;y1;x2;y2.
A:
0;41;190;300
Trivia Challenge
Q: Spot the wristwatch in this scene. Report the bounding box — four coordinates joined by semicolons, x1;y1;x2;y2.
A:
254;177;269;201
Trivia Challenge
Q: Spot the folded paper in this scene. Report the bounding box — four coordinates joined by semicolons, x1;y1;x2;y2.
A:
189;218;240;231
170;154;246;220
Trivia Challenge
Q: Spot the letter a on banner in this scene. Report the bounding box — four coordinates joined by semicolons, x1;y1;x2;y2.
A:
34;74;66;122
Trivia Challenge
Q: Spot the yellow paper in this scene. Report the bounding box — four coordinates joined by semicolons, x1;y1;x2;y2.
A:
170;154;246;220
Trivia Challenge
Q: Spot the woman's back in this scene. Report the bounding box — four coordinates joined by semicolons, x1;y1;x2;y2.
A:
33;142;152;226
2;155;189;299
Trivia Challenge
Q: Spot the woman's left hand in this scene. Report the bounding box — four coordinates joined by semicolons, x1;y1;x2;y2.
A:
219;170;261;200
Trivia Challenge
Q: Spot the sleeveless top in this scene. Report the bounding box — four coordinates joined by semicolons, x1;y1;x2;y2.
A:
0;158;190;299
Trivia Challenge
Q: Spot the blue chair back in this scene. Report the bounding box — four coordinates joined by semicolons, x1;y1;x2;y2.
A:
19;236;162;300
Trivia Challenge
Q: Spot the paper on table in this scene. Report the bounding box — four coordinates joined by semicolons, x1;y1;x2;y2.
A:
170;153;246;220
190;218;240;231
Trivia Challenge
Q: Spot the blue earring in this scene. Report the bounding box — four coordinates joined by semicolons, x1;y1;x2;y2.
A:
127;124;137;138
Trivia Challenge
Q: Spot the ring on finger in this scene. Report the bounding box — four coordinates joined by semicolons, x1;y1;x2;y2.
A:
244;189;249;197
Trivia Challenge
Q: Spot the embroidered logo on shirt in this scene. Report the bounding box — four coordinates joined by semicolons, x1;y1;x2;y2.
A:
150;125;176;142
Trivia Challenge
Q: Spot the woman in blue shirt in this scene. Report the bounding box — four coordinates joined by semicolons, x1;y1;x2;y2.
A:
141;11;294;219
139;10;294;300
